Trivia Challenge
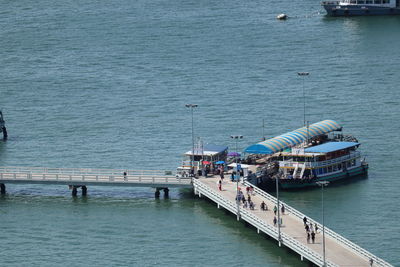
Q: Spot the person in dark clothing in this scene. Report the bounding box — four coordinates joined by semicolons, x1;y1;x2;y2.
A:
305;224;310;233
281;204;285;214
303;216;307;226
307;232;311;243
273;216;277;227
311;231;315;243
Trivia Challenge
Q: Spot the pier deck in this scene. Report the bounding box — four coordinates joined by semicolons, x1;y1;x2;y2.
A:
0;166;392;266
194;175;392;267
0;167;192;188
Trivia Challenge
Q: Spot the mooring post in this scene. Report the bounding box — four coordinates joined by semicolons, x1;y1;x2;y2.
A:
0;183;5;194
163;188;169;198
82;186;87;196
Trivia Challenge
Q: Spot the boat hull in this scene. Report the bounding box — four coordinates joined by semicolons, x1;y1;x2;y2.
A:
259;164;368;190
322;3;400;16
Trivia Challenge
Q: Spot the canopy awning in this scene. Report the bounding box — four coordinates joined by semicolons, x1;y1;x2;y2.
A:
245;120;342;154
185;144;228;156
304;142;359;153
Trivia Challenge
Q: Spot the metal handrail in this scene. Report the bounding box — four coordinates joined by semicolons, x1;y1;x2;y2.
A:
0;171;192;186
192;179;337;267
0;166;174;177
244;181;392;267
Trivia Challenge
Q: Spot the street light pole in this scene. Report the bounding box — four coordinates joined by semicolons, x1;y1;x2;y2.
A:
316;181;329;267
276;174;281;246
231;135;243;221
186;104;198;176
297;72;309;127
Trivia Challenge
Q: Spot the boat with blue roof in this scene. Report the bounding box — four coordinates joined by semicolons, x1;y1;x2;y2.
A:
243;120;368;190
322;0;400;16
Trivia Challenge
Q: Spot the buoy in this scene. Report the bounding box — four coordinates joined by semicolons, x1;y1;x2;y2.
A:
277;14;287;20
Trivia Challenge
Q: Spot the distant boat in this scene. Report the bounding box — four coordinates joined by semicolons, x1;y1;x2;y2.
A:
244;120;368;190
322;0;400;16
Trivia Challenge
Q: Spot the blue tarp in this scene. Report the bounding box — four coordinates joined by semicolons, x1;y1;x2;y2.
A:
304;142;359;153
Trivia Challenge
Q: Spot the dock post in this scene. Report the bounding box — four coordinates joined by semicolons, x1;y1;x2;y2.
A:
0;183;5;194
155;188;160;198
72;186;78;197
82;186;87;196
163;188;169;198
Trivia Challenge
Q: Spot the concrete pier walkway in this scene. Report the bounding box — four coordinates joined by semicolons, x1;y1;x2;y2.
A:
0;166;393;266
194;175;392;267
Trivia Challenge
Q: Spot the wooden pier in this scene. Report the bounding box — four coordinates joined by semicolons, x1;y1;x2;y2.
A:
0;166;393;267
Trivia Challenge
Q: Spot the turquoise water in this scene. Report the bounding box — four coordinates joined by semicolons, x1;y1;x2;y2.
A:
1;0;399;265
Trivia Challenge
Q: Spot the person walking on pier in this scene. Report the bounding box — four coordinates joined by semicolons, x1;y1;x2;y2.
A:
218;179;222;191
305;223;310;233
260;201;267;211
314;223;319;234
307;232;311;243
274;205;277;215
303;216;307;226
311;231;315;244
273;216;277;227
281;204;285;215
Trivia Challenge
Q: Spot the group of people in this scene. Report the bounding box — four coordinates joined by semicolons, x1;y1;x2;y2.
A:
236;189;255;210
303;217;319;244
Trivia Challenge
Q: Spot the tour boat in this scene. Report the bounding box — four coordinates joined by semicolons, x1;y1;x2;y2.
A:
322;0;400;16
244;120;368;190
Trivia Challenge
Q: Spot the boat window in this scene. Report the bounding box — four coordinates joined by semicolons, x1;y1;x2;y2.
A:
366;0;373;3
358;0;365;3
350;0;356;3
328;166;333;173
374;0;381;3
382;0;389;3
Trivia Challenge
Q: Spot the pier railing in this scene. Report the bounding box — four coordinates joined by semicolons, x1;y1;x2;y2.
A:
193;179;337;267
244;181;392;267
0;166;192;187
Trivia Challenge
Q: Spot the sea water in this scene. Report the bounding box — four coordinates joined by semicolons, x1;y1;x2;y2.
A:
0;0;399;265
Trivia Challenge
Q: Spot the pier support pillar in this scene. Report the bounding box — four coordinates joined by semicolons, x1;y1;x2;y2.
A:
0;183;5;194
155;188;161;198
2;126;7;140
163;188;169;198
300;255;304;261
82;186;87;196
72;186;78;197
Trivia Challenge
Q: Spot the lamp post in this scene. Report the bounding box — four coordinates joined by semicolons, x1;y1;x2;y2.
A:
297;72;309;127
230;135;243;221
316;181;329;267
186;104;198;176
276;174;281;246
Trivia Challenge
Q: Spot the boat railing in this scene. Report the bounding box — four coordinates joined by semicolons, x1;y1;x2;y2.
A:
321;1;340;5
243;181;392;267
193;179;336;267
279;151;361;168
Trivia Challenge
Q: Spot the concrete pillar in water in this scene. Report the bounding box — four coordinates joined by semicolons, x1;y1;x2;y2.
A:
155;188;160;198
72;186;78;197
0;183;5;194
163;188;169;198
2;127;7;140
82;186;87;196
